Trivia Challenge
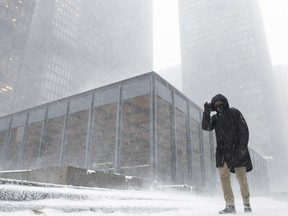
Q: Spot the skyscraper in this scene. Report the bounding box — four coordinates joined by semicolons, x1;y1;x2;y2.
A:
178;0;281;157
0;0;36;116
1;0;153;115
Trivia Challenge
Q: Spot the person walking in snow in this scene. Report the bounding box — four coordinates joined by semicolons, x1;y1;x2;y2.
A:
202;94;253;214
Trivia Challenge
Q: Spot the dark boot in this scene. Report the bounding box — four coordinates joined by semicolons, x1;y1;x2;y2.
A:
244;203;252;213
219;205;236;214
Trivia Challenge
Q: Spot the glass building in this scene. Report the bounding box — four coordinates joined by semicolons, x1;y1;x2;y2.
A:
178;0;281;158
0;72;268;192
0;0;36;116
1;0;153;116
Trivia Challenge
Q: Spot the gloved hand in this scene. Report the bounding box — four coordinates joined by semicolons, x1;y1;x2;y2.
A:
204;102;211;113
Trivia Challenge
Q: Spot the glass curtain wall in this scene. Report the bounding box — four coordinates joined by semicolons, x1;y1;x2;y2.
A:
190;117;202;187
0;116;11;170
20;107;45;169
89;87;118;172
0;72;268;193
202;130;214;189
62;95;91;167
2;112;27;170
120;78;151;178
175;94;189;185
156;81;172;184
40;101;67;168
90;102;117;171
156;96;172;183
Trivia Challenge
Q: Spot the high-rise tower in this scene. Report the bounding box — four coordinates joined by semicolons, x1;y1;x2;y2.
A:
0;0;36;116
178;0;280;156
1;0;153;115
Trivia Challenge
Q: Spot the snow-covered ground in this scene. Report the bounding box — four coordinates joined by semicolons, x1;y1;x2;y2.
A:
0;181;287;216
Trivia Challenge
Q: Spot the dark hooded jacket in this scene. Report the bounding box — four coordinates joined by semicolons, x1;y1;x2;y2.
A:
202;94;252;173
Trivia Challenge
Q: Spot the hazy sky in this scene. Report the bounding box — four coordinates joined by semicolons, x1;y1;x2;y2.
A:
153;0;288;71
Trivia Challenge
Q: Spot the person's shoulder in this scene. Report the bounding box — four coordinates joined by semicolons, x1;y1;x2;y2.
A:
229;107;242;115
229;107;239;112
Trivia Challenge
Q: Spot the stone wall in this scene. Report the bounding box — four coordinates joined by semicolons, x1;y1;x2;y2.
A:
0;166;155;190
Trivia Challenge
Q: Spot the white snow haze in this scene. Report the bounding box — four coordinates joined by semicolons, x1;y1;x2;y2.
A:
153;0;288;193
0;182;288;215
1;0;288;215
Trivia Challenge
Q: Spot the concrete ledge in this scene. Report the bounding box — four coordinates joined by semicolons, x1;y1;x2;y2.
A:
0;166;155;190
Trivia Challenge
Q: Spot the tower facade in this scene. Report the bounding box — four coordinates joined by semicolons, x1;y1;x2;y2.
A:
178;0;279;156
0;0;36;115
1;0;153;115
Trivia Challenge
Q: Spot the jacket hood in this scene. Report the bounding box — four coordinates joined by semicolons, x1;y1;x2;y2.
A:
211;94;229;111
